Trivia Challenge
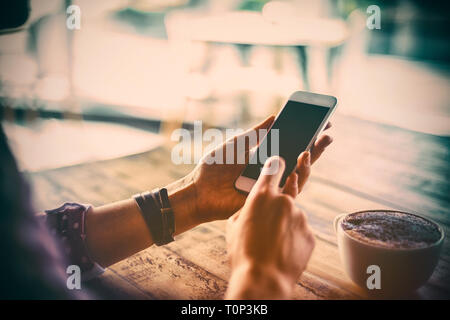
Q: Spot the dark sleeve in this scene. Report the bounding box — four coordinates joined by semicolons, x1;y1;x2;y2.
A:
44;203;105;281
0;126;90;299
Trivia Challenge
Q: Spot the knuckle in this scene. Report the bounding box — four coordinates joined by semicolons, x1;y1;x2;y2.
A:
305;228;316;248
253;190;269;202
276;195;294;209
299;166;311;177
227;214;239;229
300;210;308;222
309;234;316;249
274;196;295;220
282;194;294;204
305;165;311;175
295;209;307;225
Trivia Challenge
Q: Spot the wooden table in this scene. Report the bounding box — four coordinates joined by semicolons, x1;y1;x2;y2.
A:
28;113;450;299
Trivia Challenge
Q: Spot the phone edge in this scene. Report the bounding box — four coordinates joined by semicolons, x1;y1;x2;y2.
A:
234;91;338;194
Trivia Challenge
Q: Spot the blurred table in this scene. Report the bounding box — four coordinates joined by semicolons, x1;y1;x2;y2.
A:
187;11;347;46
28;113;450;299
168;11;348;91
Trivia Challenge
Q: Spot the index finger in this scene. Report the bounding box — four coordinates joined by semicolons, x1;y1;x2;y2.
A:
252;156;286;194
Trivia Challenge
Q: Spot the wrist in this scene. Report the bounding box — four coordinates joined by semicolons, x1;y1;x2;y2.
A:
166;179;199;235
226;262;294;299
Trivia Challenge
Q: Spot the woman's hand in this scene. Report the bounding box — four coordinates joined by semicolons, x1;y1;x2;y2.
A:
85;117;331;267
225;157;316;299
168;116;333;226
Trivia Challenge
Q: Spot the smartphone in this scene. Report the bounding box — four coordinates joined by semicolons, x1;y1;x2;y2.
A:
235;91;337;193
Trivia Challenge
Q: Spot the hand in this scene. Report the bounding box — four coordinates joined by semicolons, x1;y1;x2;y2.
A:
225;156;316;299
169;116;333;226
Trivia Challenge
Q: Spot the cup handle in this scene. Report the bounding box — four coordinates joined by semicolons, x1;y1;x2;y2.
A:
333;214;347;233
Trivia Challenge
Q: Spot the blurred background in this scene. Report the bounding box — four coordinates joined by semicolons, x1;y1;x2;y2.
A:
0;0;449;171
2;1;449;299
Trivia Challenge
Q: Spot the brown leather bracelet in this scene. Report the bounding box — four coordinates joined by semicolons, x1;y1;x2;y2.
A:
134;191;163;245
133;188;174;246
157;188;175;244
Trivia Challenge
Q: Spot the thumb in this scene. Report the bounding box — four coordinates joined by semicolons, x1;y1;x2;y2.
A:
225;115;275;165
252;156;285;195
253;115;275;132
236;115;275;148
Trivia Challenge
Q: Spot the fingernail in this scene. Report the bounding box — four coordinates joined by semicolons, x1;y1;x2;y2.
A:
269;156;283;169
304;152;310;165
261;157;277;176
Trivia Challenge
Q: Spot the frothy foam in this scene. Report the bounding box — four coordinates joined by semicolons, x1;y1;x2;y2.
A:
341;211;441;249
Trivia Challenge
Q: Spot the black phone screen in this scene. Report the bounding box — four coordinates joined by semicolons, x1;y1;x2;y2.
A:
241;100;330;187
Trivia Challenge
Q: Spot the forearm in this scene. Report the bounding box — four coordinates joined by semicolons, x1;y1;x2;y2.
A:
85;180;198;267
226;264;294;300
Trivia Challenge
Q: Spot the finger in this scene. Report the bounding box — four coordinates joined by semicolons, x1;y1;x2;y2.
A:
311;134;333;164
225;115;275;164
231;115;274;147
252;156;285;194
229;209;241;224
283;172;298;198
245;115;275;150
254;115;275;132
226;210;241;237
309;123;331;154
295;151;311;192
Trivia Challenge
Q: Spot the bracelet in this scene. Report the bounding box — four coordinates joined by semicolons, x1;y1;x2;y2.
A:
133;188;175;246
157;188;175;243
134;191;163;245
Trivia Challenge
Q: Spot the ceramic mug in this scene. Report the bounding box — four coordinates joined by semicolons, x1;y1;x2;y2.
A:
334;210;444;295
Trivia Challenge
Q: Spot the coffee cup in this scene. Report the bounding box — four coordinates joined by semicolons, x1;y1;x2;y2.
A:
334;210;444;296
